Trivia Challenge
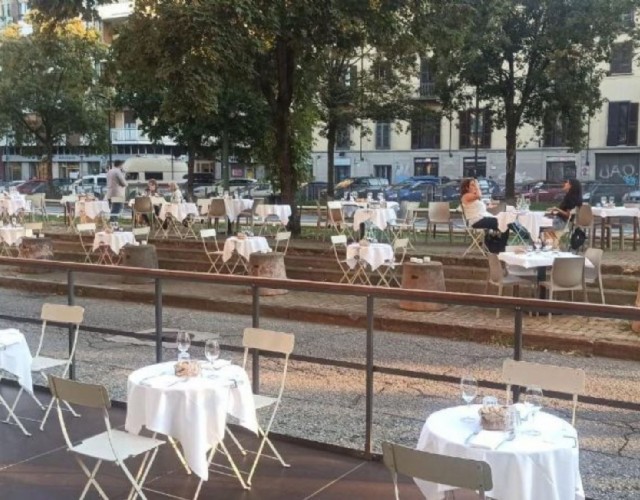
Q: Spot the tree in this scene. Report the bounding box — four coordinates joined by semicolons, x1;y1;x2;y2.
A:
425;0;640;199
0;19;108;178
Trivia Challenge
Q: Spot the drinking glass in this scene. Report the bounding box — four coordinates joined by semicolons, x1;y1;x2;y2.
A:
204;339;220;367
534;239;542;252
460;375;478;422
523;385;543;436
176;330;191;360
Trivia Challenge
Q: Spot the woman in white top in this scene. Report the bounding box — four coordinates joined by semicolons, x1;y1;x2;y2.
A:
460;178;508;253
169;182;184;203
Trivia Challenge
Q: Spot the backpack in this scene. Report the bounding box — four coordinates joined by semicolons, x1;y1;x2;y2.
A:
570;228;586;250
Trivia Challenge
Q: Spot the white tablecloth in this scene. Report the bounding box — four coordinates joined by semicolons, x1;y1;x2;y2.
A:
92;231;137;254
223;236;271;262
75;200;110;220
340;201;367;218
256;204;292;224
0;226;25;246
496;210;553;237
125;361;257;480
158;202;198;222
346;242;394;270
415;405;584;500
498;251;593;270
353;208;397;231
0;329;33;392
0;195;27;216
591;207;640;219
223;199;253;221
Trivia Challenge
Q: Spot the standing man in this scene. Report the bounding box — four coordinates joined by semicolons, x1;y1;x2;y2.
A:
106;160;127;222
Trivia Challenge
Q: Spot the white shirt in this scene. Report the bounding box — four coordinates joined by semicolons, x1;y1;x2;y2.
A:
463;199;493;225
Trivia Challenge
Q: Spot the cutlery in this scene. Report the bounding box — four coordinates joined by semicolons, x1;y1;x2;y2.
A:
495;433;516;450
464;428;481;445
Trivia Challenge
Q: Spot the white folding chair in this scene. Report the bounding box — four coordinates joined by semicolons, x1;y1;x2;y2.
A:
584;248;605;304
48;375;164;500
132;226;150;245
382;442;493;500
378;238;408;287
330;234;355;284
502;359;586;426
460;207;488;257
77;222;96;263
6;303;85;431
273;231;291;255
200;228;228;273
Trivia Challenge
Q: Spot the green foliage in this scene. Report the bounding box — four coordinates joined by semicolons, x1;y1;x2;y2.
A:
0;21;108;178
425;0;640;198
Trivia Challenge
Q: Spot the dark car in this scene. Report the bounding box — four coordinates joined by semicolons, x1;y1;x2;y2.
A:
385;179;439;202
17;180;47;195
583;182;634;205
623;189;640;203
335;177;390;199
436;178;496;202
521;181;565;202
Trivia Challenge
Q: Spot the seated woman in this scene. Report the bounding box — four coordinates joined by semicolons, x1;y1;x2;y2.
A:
544;178;582;243
141;179;161;224
169;182;184;203
460;178;509;253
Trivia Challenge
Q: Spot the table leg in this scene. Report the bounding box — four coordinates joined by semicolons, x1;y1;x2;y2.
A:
600;218;605;250
537;266;547;300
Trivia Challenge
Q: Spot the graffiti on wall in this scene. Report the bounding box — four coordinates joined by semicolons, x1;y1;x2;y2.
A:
595;154;639;186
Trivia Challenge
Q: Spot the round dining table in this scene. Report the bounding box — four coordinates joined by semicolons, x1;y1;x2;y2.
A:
414;404;584;500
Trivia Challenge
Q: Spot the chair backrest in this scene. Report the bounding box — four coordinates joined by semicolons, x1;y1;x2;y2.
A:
550;256;585;288
48;375;111;409
196;198;211;212
274;231;291;254
242;327;295;355
252;197;265;214
209;198;227;217
132;226;150;242
134;196;153;213
76;222;96;233
328;205;344;225
575;204;593;227
428;202;451;223
584;247;603;276
331;234;347;246
486;253;505;285
25;222;43;233
382;442;493;499
502;359;585;425
392;238;409;262
200;228;220;252
41;303;85;325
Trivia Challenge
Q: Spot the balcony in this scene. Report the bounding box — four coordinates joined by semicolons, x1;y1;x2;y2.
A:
97;1;134;22
417;81;438;100
110;127;176;145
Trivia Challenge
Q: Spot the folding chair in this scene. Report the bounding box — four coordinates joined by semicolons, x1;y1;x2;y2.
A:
327;201;349;236
273;231;291;255
382;442;493;500
229;328;295;487
25;221;44;236
77;223;97;263
207;198;228;234
94;232;116;266
331;234;355;284
133;196;155;228
426;201;453;242
48;375;164;500
460;207;488;256
378;238;408;287
388;202;419;247
502;359;585;425
132;226;150;245
200;228;228;273
238;198;264;229
6;303;85;432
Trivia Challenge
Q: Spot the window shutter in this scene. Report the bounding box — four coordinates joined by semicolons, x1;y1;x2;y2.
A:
459;110;469;148
628;103;638;146
607;102;620;146
482;109;492;148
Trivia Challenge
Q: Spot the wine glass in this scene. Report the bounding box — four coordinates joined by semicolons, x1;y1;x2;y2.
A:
523;385;543;436
176;330;191;360
534;239;542;252
204;339;220;367
460;375;478;422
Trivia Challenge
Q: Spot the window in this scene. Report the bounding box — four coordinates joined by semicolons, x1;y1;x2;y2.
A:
340;64;358;89
546;161;576;183
123;109;136;128
373;59;391;83
374;165;392;182
607;101;638;146
419;58;436;98
459;109;492;149
375;122;390;150
610;42;633;75
543;114;567;147
621;9;635;27
414;157;439;176
336;124;351;150
463;157;486;178
411;115;441;149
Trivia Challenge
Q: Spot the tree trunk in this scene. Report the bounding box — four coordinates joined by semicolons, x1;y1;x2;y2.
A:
505;120;517;202
221;129;229;191
45;142;54;180
326;119;336;197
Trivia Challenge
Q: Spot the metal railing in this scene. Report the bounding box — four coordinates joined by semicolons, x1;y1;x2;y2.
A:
1;256;640;458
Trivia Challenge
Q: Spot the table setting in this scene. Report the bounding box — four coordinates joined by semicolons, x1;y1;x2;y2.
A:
158;202;198;222
256;204;292;225
223;198;254;221
496;208;553;240
346;241;394;271
75;199;110;221
498;248;593;270
92;228;137;255
222;233;271;263
415;375;584;500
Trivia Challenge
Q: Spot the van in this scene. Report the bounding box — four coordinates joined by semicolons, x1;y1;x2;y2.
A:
72;174;107;196
123;157;188;182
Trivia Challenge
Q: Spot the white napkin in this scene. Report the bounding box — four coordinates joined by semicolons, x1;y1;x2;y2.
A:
469;430;507;450
0;329;23;349
210;359;231;369
141;374;181;388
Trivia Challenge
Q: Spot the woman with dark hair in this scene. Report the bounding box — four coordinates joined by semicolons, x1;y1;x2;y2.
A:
460;178;509;253
547;178;582;231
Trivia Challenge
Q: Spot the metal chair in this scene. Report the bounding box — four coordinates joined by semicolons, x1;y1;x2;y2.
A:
238;197;264;229
330;234;354;284
382;442;493;500
26;193;48;221
48;375;164;500
133;196;154;228
378;238;409;287
573;204;594;249
273;231;291;255
502;359;585;425
207;198;228;234
485;253;535;318
584;248;605;304
427;201;453;242
200;228;227;273
539;256;587;323
132;226;150;245
6;304;85;431
327;201;349;236
460;207;488;257
77;222;96;263
388;202;419;247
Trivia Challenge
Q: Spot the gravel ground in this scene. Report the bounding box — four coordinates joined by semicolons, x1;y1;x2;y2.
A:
1;287;639;499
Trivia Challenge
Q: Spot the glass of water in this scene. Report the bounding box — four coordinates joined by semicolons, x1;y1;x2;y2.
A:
460;375;478;422
204;339;221;367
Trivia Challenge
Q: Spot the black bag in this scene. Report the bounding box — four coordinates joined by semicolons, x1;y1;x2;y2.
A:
570;228;586;250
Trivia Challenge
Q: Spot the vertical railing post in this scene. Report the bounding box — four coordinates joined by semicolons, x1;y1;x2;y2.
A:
251;284;260;394
512;307;524;403
155;278;163;363
365;295;374;458
67;270;75;380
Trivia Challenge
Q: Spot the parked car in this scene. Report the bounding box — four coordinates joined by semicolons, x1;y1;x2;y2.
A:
623;189;640;203
17;180;47;195
71;174;107;197
194;178;257;198
385;180;439;202
335;177;390;199
521;181;565;202
436;178;495;203
583;181;635;205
